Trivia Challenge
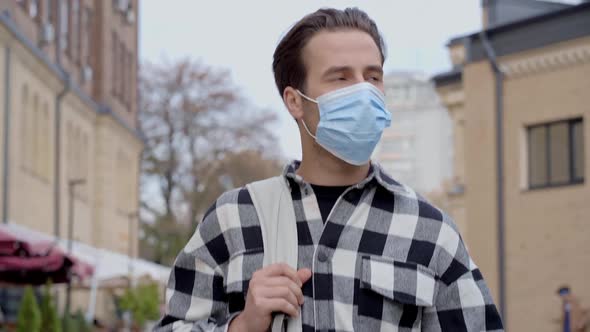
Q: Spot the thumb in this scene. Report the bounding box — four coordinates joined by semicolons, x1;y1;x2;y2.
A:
296;268;312;284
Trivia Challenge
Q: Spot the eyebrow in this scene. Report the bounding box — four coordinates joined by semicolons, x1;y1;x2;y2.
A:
322;66;351;78
365;65;384;75
321;65;383;78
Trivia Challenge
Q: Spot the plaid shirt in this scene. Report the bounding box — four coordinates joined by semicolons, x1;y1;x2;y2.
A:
155;161;504;331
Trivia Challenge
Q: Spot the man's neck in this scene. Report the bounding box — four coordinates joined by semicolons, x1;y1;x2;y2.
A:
296;154;370;186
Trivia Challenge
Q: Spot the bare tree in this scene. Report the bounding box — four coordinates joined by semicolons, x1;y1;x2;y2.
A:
138;58;281;264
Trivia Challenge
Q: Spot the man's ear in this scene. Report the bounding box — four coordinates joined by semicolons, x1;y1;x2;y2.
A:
283;86;304;121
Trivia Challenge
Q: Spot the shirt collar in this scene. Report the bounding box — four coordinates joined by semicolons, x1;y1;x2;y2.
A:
282;160;409;195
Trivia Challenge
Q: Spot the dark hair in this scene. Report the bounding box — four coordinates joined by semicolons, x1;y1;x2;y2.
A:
272;8;386;97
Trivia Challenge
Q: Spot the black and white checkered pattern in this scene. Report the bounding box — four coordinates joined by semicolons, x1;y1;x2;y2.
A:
154;161;504;331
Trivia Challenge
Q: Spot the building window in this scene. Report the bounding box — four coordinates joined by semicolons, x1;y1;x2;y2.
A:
121;44;127;104
528;118;584;189
29;0;40;19
83;8;93;69
69;0;80;62
119;40;126;101
112;31;118;97
59;0;68;51
41;0;49;23
47;0;56;27
572;120;584;180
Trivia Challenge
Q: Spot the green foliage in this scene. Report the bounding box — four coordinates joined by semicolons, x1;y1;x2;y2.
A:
39;281;62;332
118;283;161;328
62;310;90;332
140;215;191;266
61;314;75;332
16;286;41;332
139;59;280;266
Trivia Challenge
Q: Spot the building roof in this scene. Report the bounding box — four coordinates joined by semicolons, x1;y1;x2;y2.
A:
448;1;586;46
432;67;462;87
433;1;590;87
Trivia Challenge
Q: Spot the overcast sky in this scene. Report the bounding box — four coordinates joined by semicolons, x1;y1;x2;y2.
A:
140;1;484;160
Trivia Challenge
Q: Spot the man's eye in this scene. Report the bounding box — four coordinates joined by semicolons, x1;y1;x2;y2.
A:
369;76;382;81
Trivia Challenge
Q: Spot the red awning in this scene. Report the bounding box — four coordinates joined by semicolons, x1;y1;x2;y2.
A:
0;224;93;285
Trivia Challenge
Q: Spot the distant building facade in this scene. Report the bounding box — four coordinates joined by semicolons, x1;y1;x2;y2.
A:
374;71;452;196
0;0;142;323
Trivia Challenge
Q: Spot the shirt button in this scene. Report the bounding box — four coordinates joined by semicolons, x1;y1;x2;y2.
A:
317;250;328;262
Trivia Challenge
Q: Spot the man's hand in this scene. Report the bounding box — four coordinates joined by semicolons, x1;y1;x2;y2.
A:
228;264;312;332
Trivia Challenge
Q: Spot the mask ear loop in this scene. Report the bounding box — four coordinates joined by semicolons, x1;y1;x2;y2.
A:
296;90;318;140
296;90;318;104
300;119;317;140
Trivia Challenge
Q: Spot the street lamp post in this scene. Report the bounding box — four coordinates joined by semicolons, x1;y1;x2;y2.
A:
64;178;85;317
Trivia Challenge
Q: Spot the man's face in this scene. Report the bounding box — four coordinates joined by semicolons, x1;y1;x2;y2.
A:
297;29;384;138
301;29;384;99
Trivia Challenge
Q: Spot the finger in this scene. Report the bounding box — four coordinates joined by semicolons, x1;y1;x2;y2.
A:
297;268;312;284
262;298;299;318
259;286;300;309
260;263;301;287
262;278;304;305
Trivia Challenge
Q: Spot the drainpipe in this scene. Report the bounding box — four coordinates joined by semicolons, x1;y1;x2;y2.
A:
479;30;506;325
54;75;70;238
54;0;70;238
2;46;11;224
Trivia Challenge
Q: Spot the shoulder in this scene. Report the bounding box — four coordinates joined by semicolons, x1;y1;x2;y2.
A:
377;168;460;236
199;186;257;236
409;191;473;282
379;178;468;275
412;190;460;234
200;184;265;248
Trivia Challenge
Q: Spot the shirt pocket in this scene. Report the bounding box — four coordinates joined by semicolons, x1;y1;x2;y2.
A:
357;255;438;329
224;248;264;313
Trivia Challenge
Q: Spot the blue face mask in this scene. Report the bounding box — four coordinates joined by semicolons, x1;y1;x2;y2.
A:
297;82;392;166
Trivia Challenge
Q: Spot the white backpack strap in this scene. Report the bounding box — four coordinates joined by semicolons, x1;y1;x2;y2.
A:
246;176;302;332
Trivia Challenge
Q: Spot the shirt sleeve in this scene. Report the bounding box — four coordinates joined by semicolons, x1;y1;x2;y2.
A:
152;201;239;332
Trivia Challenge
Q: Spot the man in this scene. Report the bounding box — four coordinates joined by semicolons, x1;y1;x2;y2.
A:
155;7;504;332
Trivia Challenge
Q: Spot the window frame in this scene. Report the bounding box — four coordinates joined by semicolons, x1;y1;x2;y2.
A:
527;118;584;190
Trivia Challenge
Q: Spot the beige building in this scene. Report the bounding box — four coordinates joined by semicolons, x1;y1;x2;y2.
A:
0;0;142;323
434;1;589;331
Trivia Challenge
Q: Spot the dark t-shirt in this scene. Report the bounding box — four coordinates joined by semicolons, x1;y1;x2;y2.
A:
310;184;350;223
